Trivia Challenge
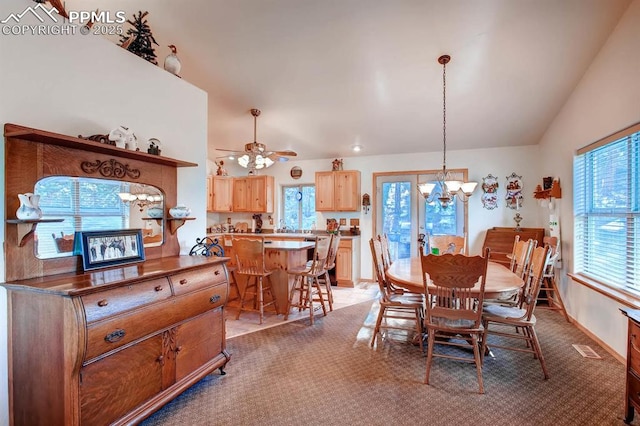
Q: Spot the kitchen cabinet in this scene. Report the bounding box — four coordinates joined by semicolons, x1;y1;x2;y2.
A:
1;256;231;426
207;175;233;212
232;175;274;213
315;170;361;212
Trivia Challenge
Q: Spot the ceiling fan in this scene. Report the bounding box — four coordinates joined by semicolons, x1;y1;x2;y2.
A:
216;109;297;172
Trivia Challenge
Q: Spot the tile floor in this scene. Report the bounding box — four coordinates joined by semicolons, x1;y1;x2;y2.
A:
225;282;379;338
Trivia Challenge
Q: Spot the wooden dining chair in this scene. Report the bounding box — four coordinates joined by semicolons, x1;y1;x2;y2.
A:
284;236;331;325
537;237;571;322
369;238;424;348
481;245;551;380
427;233;467;255
421;249;490;393
378;233;393;270
510;236;537;279
234;237;278;324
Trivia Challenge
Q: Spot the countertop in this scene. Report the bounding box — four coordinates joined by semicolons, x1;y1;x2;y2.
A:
206;232;360;240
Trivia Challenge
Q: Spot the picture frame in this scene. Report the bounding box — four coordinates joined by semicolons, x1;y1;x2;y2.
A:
79;229;145;271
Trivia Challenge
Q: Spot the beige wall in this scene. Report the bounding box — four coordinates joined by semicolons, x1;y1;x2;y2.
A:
0;0;208;421
537;0;640;358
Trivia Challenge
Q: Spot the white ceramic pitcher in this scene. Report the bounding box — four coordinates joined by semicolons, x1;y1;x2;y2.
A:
16;193;43;220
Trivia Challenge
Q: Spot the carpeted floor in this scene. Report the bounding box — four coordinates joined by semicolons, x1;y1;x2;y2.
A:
141;300;631;426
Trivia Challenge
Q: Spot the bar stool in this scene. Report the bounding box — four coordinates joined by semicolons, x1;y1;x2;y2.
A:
234;237;278;324
317;233;339;312
285;236;331;325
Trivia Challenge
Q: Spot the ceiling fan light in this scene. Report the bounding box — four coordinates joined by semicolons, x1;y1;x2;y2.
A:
238;154;250;168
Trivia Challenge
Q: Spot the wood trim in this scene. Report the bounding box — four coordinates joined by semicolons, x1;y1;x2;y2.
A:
4;123;198;168
576;121;640;155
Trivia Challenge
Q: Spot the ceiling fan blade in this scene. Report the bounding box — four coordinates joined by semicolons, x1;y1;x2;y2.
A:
267;153;291;162
216;148;243;153
271;150;297;157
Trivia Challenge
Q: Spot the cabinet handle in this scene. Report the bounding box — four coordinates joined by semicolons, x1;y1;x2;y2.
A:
155;285;163;292
157;355;164;366
97;299;108;307
214;270;220;276
180;279;188;285
104;329;125;343
210;294;221;304
175;346;183;354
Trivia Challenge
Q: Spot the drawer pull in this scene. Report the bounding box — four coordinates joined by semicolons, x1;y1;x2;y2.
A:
214;269;220;275
97;299;108;307
180;279;188;285
157;355;165;366
175;346;183;354
155;285;163;292
104;329;126;343
210;294;221;304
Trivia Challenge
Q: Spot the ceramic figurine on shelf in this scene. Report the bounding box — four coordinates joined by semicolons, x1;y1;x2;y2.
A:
147;138;162;155
164;44;182;77
332;158;343;171
215;160;228;176
109;126;138;151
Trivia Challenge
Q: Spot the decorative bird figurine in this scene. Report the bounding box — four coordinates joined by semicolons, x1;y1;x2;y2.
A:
164;45;182;77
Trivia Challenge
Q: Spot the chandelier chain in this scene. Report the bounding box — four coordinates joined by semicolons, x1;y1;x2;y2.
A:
442;57;447;171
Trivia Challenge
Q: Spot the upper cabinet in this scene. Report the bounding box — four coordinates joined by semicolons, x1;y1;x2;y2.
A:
207;176;233;212
315;170;361;212
232;175;274;213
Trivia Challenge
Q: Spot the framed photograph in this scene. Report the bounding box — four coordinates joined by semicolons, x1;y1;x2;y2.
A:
79;229;145;271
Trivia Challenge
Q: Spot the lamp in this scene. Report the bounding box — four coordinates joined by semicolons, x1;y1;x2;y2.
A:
417;55;478;208
238;109;275;173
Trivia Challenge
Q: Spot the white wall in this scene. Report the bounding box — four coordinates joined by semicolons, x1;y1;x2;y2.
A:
0;0;208;422
538;0;640;358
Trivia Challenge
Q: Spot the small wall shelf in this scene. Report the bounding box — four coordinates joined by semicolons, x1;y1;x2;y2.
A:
167;217;195;235
534;179;562;200
7;218;64;247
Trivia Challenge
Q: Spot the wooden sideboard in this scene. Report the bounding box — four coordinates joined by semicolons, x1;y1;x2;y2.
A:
482;227;545;266
622;309;640;424
1;256;231;426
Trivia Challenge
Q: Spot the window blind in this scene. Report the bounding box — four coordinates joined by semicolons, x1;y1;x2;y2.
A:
574;123;640;290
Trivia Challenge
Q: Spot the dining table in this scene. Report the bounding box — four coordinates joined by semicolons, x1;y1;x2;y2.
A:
385;256;524;299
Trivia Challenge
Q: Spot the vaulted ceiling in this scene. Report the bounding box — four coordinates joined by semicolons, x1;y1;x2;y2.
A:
68;0;631;161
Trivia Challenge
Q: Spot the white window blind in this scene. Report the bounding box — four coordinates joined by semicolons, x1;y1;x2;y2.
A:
574;123;640;290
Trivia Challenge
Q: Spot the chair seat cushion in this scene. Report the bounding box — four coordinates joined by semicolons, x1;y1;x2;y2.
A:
428;316;481;330
483;304;536;324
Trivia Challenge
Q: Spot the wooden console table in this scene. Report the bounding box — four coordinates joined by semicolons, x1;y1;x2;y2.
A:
2;256;231;426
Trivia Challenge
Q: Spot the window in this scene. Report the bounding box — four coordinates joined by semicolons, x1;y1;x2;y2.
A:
574;122;640;291
282;184;316;230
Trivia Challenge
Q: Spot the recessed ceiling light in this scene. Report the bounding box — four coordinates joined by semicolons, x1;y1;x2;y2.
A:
352;145;362;152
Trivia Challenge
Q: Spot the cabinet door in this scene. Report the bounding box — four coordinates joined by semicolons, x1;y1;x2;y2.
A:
211;176;233;212
247;176;274;213
315;172;335;211
175;308;224;382
80;334;164;425
335;171;360;211
336;245;352;285
232;178;249;211
207;175;214;212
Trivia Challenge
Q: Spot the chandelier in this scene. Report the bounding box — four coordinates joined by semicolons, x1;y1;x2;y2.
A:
238;109;274;172
417;54;478;208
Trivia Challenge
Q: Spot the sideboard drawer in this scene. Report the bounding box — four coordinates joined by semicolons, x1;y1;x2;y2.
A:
85;284;227;361
82;278;171;323
170;264;227;296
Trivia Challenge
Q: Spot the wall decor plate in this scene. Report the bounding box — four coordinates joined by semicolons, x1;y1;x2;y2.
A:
505;172;523;210
481;174;499;210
